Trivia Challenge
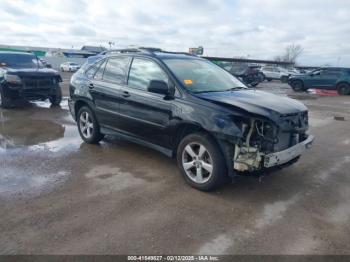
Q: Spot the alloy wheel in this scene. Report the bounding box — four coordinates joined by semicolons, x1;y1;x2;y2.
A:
182;142;213;184
79;111;94;139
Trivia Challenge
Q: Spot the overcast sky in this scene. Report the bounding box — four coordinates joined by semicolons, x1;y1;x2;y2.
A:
0;0;349;66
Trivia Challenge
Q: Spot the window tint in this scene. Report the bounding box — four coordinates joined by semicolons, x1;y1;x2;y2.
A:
103;57;130;84
323;69;341;76
128;58;168;90
93;60;107;80
85;60;104;79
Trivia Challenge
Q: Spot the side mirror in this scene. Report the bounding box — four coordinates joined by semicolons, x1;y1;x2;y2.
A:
148;80;169;95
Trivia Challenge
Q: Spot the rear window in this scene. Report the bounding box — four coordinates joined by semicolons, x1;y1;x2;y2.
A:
0;53;42;69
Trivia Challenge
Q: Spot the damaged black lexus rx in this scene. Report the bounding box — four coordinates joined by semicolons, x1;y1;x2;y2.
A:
69;48;314;191
0;51;62;108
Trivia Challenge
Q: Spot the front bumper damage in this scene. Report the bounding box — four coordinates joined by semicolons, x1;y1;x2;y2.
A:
264;135;314;168
233;135;314;172
232;117;314;173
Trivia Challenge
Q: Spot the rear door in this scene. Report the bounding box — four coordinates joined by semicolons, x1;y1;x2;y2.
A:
116;57;173;147
89;56;131;128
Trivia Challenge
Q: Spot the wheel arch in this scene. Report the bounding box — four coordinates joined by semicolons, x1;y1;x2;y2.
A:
74;99;95;120
171;122;237;178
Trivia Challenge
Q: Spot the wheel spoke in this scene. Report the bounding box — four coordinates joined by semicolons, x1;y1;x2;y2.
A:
185;145;196;158
80;114;86;123
198;145;206;158
196;167;203;183
201;161;213;173
183;161;195;170
86;126;91;137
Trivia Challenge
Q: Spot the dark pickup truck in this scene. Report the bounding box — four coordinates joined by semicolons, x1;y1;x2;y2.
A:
0;51;62;108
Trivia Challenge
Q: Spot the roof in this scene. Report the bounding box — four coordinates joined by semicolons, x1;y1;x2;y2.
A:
81;46;107;53
0;51;34;55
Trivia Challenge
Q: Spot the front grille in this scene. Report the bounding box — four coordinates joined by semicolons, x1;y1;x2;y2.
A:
22;76;55;89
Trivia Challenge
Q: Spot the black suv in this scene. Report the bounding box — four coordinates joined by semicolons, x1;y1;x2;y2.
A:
0;51;62;108
69;48;314;191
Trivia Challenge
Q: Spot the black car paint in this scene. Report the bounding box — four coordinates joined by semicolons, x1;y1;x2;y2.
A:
0;52;62;102
69;53;310;177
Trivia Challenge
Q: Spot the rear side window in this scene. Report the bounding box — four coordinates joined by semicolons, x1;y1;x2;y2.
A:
103;57;130;84
85;60;104;79
93;60;107;80
128;58;168;90
323;69;341;76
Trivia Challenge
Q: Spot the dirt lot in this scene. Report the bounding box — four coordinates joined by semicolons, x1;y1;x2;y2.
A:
1;73;350;255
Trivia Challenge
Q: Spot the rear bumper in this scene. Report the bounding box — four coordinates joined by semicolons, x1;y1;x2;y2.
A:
264;135;314;168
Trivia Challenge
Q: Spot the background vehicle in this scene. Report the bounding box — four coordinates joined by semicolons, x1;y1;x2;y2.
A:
225;64;263;87
39;58;52;68
60;62;80;72
288;67;350;95
69;48;313;191
261;66;291;82
0;51;62;108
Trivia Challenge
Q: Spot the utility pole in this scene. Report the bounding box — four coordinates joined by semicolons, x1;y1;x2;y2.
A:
108;41;115;50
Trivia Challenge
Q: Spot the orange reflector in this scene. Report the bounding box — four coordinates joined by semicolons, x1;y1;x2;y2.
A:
184;79;193;85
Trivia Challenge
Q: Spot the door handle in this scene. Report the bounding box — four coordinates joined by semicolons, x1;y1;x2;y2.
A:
89;83;94;89
122;91;130;98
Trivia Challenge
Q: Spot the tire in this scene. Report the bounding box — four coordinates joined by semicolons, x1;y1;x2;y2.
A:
281;75;289;83
267;78;272;82
0;87;11;108
49;85;62;106
60;67;64;72
258;73;265;82
337;83;350;95
77;106;104;144
176;132;227;191
291;80;304;92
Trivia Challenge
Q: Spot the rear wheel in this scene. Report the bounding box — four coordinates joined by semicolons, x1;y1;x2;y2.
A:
77;106;104;144
0;87;11;108
281;75;289;83
337;83;350;95
49;86;62;106
291;80;304;92
177;132;227;191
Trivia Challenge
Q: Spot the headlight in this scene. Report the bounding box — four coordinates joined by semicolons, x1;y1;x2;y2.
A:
5;73;22;84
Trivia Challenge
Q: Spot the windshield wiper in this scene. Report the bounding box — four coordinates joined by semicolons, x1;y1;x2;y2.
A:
224;87;247;91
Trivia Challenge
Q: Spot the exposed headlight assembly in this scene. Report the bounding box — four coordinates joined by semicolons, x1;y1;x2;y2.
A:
5;73;22;85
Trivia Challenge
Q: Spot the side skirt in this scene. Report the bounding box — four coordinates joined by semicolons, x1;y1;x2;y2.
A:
100;126;173;158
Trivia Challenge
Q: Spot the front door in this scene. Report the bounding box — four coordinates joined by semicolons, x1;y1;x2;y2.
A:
116;57;173;148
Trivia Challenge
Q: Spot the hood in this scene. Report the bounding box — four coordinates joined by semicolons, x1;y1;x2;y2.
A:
195;89;307;121
5;67;59;77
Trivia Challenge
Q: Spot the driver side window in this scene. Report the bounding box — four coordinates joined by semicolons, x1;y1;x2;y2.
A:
128;58;168;91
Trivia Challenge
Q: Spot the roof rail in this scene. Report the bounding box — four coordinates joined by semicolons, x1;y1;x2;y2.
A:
101;47;195;57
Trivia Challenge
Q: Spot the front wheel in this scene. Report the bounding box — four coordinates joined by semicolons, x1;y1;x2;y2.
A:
77;106;104;144
0;87;11;108
337;83;350;95
49;86;62;106
177;132;227;191
281;75;289;83
291;80;304;92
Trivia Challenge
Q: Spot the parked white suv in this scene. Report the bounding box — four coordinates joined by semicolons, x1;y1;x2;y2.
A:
60;62;80;72
261;66;292;82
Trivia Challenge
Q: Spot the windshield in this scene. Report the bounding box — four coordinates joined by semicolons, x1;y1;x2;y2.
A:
0;53;43;69
163;58;246;93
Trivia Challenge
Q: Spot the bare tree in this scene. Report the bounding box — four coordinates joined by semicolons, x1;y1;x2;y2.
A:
274;44;303;64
